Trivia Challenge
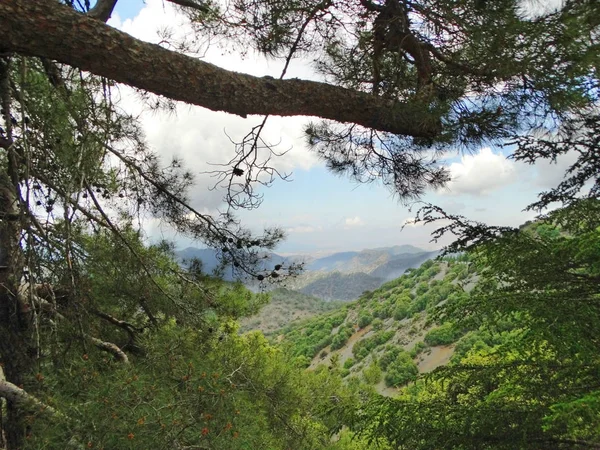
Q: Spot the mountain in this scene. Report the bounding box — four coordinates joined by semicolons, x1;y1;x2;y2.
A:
176;247;221;273
299;271;384;301
275;255;477;396
306;246;439;279
369;250;439;281
176;245;439;302
306;251;360;271
175;247;294;278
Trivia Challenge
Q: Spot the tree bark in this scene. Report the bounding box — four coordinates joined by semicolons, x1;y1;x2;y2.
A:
0;55;31;450
0;0;440;138
0;380;59;418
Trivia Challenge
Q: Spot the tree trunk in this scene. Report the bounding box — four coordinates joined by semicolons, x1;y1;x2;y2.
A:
0;178;29;450
0;0;440;138
0;57;30;450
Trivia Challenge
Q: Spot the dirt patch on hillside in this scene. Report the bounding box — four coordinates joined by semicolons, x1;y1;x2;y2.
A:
416;345;455;373
375;378;400;398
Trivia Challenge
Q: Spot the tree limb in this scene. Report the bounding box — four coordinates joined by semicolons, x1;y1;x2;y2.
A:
86;335;130;363
92;310;140;335
0;380;59;417
167;0;210;13
0;0;440;138
88;0;118;22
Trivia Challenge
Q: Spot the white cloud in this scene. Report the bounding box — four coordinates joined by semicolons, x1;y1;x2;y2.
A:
344;216;364;228
518;0;564;19
109;0;320;213
286;225;321;234
441;147;518;196
531;151;579;190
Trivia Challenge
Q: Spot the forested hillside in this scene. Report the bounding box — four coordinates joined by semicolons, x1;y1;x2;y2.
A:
274;205;600;448
1;0;599;449
276;256;472;386
240;288;342;333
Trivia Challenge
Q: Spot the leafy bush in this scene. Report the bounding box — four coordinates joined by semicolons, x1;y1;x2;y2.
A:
363;361;383;385
373;304;392;319
371;318;383;331
358;312;373;328
331;324;354;350
416;282;429;295
409;341;429;358
424;322;462;346
352;330;395;360
408;296;428;315
384;351;419;387
283;311;348;359
343;358;355;369
379;345;402;370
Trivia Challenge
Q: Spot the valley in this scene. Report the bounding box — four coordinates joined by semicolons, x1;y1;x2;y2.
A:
179;244;440;332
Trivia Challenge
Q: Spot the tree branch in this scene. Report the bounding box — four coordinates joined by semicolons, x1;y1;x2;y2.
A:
0;0;440;138
0;380;59;417
88;0;119;22
166;0;210;13
92;310;140;336
86;335;130;363
359;0;384;13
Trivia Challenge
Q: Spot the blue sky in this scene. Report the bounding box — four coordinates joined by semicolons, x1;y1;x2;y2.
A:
113;0;146;19
103;0;570;254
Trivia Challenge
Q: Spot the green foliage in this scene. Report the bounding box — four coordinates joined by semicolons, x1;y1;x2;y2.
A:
353;201;600;448
392;295;412;320
371;318;383;331
29;325;358;449
543;390;600;441
409;341;428;359
384;352;418;387
424;322;462;346
352;331;395;361
379;345;402;371
331;324;355;350
415;282;429;295
362;360;383;385
357;312;373;329
281;312;347;361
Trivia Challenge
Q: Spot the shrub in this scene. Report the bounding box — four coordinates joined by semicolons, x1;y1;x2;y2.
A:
416;282;429;295
371;318;383;331
424;322;462;346
379;345;402;370
409;341;428;358
331;325;354;350
352;330;395;360
384;351;419;387
363;361;383;385
343;358;355;369
358;312;373;329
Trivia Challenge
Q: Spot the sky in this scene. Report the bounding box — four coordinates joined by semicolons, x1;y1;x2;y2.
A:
99;0;572;255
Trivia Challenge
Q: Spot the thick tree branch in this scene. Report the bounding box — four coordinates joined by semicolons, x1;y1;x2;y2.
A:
86;335;130;363
0;0;440;138
88;0;118;22
0;380;59;417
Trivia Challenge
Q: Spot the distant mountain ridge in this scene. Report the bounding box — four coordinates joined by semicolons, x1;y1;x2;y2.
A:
175;244;439;301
